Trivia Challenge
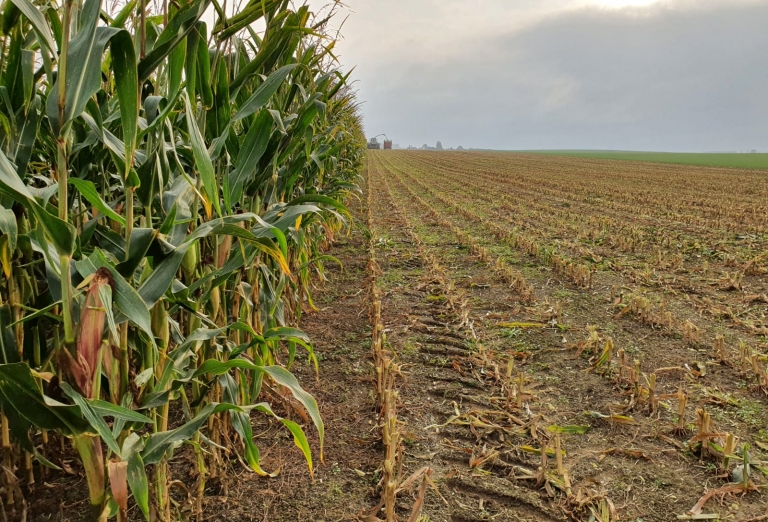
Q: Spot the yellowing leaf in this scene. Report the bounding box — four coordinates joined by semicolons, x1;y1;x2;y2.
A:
496;322;545;329
547;425;590;435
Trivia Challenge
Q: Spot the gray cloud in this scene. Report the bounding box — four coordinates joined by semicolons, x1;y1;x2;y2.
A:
340;1;768;151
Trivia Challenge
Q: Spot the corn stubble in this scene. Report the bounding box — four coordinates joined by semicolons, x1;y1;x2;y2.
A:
362;166;440;522
0;0;365;519
366;149;768;520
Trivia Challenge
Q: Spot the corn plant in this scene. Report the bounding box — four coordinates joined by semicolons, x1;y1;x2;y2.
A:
0;0;364;519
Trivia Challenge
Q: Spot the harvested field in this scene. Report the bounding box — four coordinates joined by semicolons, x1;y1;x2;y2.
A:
346;150;768;521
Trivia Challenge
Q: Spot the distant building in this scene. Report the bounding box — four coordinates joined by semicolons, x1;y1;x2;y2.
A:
393;143;401;149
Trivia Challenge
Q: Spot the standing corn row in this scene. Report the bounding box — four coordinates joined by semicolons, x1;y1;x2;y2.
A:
0;0;364;519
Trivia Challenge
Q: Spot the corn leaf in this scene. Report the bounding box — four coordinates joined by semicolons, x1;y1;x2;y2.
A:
108;30;139;171
0;305;19;364
0;362;91;434
233;64;298;121
184;93;220;218
193;359;324;459
9;0;57;57
141;402;241;464
547;425;591;435
68;178;126;225
228;109;273;205
0;205;17;253
89;400;152;425
195;23;212;108
138;0;211;81
46;0;135;133
61;383;122;456
0;148;76;255
121;433;150;520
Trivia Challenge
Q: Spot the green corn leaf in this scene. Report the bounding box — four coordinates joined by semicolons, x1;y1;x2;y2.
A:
110;394;139;438
184;22;200;102
0;305;19;364
213;0;269;35
69;178;126;225
326;69;353;100
229;22;293;93
208;54;230;141
0;363;91;435
115;228;157;277
281;418;313;476
233;64;298;122
264;327;310;342
9;0;57;57
214;0;282;41
121;433;149;520
262;204;321;233
98;283;120;349
228;109;273;205
19;49;33;111
7;300;60;327
133;153;158;207
195;22;213;108
2;0;20;36
141;402;241;464
184;93;220;219
294;254;342;273
110;0;138;27
45;5;61;50
61;383;122;457
286;194;350;218
46;0;137;134
213;224;290;274
0;148;75;256
0;205;17;253
167;38;187;101
219;374;277;476
158;203;177;235
233;409;275;476
89;400;152;425
138;0;211;81
14;95;40;175
192;360;324;460
262;365;324;460
109;30;139;172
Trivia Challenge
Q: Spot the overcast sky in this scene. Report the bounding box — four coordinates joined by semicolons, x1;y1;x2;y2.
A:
307;0;768;151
